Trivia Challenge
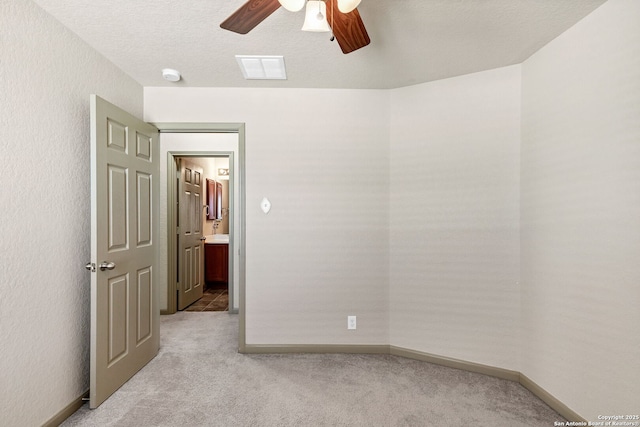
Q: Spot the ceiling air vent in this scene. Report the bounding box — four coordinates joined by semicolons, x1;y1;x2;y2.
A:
235;55;287;80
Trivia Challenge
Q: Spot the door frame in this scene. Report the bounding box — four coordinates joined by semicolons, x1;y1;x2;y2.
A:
173;152;234;310
153;122;246;352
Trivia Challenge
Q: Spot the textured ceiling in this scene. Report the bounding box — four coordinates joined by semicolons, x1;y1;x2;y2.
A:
31;0;607;89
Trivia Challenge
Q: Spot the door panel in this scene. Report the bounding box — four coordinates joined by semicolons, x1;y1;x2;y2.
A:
108;274;128;365
194;192;201;233
108;165;128;250
177;159;204;310
136;267;152;343
90;95;159;408
137;172;152;246
184;247;192;292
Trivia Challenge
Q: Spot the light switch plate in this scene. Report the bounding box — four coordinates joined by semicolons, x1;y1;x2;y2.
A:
348;315;356;330
261;197;271;214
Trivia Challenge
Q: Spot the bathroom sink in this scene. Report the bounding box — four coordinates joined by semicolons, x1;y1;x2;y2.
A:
204;234;229;244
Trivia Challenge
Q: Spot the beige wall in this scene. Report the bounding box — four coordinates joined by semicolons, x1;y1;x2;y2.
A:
145;87;391;345
520;0;640;419
0;1;143;425
389;65;522;370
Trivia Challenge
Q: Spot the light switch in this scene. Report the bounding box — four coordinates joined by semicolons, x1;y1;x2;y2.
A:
260;197;271;214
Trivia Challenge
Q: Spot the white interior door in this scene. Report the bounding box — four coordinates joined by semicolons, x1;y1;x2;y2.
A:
88;95;160;408
177;159;204;310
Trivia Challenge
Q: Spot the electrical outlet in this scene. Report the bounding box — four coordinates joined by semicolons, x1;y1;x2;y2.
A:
347;315;356;330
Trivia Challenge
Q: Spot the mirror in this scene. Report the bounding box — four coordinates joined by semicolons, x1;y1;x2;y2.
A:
206;179;222;220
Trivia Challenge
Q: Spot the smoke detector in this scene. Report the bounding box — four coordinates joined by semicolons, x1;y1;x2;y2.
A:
162;68;181;82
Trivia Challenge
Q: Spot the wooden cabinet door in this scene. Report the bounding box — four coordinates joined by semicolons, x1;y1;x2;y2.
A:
205;244;228;284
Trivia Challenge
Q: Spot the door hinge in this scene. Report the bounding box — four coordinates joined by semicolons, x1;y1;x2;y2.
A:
176;226;180;234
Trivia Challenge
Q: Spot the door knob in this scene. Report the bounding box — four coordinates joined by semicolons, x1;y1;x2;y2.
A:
200;237;207;241
85;262;96;272
99;261;116;271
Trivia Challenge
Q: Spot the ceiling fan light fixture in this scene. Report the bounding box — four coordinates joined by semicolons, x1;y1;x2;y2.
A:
337;0;361;13
301;1;331;32
278;0;305;12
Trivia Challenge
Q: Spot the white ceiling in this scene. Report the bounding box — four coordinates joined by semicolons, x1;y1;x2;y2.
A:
31;0;606;89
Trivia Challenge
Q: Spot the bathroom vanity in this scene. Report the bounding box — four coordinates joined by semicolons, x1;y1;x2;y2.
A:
204;235;228;286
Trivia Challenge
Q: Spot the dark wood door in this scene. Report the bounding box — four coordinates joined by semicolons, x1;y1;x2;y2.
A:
205;244;228;284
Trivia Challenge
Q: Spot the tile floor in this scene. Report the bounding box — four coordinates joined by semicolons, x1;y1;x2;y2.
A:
183;287;228;312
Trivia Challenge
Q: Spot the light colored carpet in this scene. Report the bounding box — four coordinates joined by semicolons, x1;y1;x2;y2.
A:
62;312;565;426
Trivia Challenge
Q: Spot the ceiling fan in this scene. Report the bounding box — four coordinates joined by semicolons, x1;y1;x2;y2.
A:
220;0;370;54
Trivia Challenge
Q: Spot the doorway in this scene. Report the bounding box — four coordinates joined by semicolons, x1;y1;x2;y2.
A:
175;154;231;312
155;123;246;352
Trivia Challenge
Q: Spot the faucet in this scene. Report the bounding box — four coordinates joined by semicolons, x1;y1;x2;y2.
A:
212;221;220;235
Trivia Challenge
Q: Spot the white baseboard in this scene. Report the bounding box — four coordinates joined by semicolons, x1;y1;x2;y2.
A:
389;345;520;382
242;344;389;354
519;373;586;423
42;390;88;427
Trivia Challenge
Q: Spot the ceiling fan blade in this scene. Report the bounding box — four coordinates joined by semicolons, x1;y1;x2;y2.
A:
220;0;281;34
325;0;370;54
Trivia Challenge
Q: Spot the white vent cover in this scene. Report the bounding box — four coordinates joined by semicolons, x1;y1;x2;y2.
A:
235;55;287;80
